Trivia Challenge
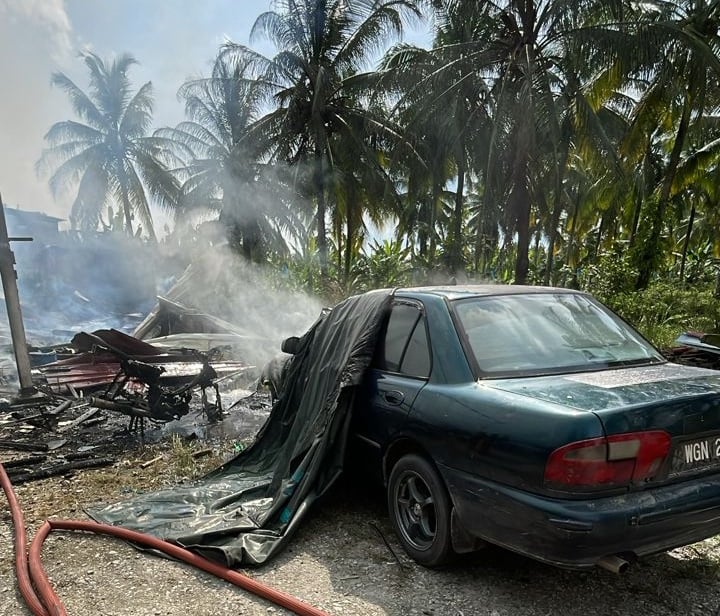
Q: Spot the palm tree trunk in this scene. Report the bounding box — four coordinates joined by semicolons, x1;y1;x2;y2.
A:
543;206;561;286
244;220;263;262
563;195;581;288
628;148;650;247
629;192;643;248
543;142;569;285
344;214;353;286
679;204;696;283
121;194;134;236
636;90;693;290
512;153;531;285
416;196;427;258
450;153;466;273
499;226;512;280
114;158;136;236
314;146;328;276
429;180;441;263
335;215;342;273
344;185;355;286
594;215;605;263
473;203;484;274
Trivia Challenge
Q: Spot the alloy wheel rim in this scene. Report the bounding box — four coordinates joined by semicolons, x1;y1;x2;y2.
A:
394;470;436;551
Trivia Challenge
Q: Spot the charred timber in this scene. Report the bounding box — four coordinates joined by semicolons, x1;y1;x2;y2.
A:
7;457;115;484
88;397;151;417
0;440;48;452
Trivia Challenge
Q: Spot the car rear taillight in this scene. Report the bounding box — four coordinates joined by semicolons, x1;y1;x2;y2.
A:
544;431;671;490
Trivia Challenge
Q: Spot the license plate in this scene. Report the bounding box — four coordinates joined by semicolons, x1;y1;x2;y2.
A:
671;435;720;475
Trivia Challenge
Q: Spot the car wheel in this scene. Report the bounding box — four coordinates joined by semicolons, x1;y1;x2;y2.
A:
387;454;454;567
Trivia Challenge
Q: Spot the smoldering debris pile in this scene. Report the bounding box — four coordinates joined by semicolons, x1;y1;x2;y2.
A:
0;234;323;482
0;396;117;485
0;327;265;485
35;328;249;421
130;248;322;368
0;391;272;487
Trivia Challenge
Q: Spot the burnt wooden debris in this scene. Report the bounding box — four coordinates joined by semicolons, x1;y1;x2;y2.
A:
0;327;252;483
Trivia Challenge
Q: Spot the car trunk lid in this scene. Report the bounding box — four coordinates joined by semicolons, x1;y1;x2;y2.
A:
487;363;720;483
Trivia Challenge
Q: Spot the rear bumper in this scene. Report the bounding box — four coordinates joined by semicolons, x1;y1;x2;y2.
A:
441;464;720;569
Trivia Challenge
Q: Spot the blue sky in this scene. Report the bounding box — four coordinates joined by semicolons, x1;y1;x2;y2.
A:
0;0;431;222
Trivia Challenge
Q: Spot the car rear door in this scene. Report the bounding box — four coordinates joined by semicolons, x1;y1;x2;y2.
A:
351;299;431;467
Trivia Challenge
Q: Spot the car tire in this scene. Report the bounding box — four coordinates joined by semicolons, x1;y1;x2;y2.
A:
387;454;454;567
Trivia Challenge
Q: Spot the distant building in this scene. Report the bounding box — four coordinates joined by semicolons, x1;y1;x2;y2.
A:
4;207;63;244
1;205;155;320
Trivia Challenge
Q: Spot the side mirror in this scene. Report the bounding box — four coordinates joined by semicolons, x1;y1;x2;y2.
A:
281;336;301;355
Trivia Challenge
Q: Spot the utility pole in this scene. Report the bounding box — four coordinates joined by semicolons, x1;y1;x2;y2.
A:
0;194;35;396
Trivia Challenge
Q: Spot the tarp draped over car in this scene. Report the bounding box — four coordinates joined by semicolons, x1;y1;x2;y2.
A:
88;289;392;566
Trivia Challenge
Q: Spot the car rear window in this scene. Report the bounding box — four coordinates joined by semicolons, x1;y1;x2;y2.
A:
453;293;664;377
375;302;431;378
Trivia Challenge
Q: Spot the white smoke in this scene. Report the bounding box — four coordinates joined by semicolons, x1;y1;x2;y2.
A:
0;0;73;62
0;0;76;219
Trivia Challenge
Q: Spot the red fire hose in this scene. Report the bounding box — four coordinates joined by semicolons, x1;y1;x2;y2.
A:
0;463;330;616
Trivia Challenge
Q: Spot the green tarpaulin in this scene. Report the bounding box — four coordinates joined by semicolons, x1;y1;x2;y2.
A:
89;289;392;566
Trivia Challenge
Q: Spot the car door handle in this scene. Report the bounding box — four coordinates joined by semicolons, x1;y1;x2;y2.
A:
383;390;405;406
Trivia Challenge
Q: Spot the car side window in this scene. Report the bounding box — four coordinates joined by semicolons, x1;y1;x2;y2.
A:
375;302;431;378
401;317;431;378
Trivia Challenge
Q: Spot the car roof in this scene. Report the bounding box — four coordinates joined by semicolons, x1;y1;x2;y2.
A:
396;284;585;301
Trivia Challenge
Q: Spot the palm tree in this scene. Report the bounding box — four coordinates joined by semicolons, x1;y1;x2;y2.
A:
37;52;178;239
666;113;720;282
380;0;491;274
477;1;635;284
225;0;421;275
155;53;302;261
622;0;720;289
381;77;455;265
327;120;399;286
381;1;629;284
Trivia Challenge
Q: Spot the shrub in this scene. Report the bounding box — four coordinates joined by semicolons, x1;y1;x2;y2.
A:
601;283;720;348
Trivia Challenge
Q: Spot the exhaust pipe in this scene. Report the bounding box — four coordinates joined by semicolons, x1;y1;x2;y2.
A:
597;555;630;574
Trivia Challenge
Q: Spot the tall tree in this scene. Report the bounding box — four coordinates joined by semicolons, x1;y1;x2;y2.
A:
37;52;177;238
226;0;420;275
379;44;455;266
624;0;720;289
382;0;490;274
156;53;301;261
476;0;630;284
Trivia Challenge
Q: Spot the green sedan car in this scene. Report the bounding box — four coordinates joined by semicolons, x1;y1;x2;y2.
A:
349;286;720;572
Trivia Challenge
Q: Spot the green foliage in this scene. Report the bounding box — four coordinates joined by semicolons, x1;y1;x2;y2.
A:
581;248;720;347
598;282;720;349
350;240;414;293
580;246;638;300
672;240;719;285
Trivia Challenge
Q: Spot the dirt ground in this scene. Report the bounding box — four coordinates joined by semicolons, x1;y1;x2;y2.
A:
2;404;720;616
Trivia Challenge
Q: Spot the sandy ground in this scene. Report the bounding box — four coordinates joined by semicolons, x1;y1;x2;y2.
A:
2;464;720;616
0;393;720;616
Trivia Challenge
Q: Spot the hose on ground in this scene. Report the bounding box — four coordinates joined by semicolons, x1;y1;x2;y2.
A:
0;462;330;616
0;463;49;616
